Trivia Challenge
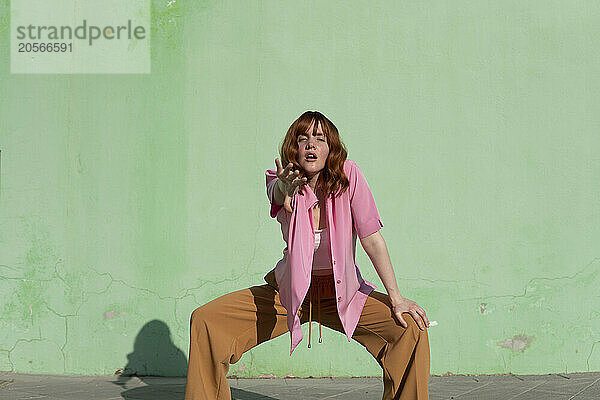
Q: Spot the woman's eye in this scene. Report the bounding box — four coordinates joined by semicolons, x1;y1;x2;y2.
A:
298;137;325;142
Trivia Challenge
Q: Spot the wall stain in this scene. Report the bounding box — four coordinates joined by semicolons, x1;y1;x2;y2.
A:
497;334;534;352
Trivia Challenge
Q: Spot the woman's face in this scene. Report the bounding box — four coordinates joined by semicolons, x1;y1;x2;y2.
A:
297;120;329;177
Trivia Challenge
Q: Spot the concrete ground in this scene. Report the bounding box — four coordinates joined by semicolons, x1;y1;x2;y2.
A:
0;372;599;399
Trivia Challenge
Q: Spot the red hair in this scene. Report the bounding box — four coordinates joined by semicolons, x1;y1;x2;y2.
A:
279;111;349;198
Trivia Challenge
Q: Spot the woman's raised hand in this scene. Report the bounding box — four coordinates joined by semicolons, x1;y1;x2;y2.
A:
275;158;307;213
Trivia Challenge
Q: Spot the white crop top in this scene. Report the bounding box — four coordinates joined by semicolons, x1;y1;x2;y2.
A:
312;228;333;273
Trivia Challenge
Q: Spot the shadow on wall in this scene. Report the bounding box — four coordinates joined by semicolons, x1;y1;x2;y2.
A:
112;320;188;398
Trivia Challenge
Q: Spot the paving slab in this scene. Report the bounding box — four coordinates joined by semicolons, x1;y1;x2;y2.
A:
0;372;598;399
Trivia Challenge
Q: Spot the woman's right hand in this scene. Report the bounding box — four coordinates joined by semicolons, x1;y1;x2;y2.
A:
275;158;307;213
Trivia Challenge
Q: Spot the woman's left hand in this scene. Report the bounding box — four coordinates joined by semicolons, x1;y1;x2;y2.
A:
389;296;430;330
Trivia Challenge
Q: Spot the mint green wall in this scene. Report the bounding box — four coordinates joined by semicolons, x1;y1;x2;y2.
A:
1;0;599;377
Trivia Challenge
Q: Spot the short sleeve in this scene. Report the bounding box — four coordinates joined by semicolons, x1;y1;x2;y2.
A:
349;160;384;239
266;168;283;218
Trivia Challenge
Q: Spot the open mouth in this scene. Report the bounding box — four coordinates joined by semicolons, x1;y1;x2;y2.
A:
305;152;318;162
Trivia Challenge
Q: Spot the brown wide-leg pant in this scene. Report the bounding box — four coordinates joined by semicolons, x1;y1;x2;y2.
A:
184;270;430;400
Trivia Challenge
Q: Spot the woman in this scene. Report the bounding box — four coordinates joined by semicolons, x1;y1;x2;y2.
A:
185;111;430;400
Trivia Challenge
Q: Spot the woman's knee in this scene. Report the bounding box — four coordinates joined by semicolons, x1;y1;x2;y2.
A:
400;312;424;338
190;293;229;326
190;304;210;327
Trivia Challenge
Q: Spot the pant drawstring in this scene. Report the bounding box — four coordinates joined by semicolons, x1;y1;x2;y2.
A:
308;278;324;348
308;285;312;348
318;283;322;343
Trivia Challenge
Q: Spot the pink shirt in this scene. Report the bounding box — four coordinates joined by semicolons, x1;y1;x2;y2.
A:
265;159;384;355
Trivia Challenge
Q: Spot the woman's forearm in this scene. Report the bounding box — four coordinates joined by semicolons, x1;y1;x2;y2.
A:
272;179;286;206
361;232;404;303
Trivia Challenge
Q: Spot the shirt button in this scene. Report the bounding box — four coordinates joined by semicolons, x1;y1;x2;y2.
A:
333;260;336;265
336;280;341;284
337;296;342;302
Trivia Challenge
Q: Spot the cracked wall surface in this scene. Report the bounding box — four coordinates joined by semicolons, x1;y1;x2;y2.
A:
1;0;600;377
